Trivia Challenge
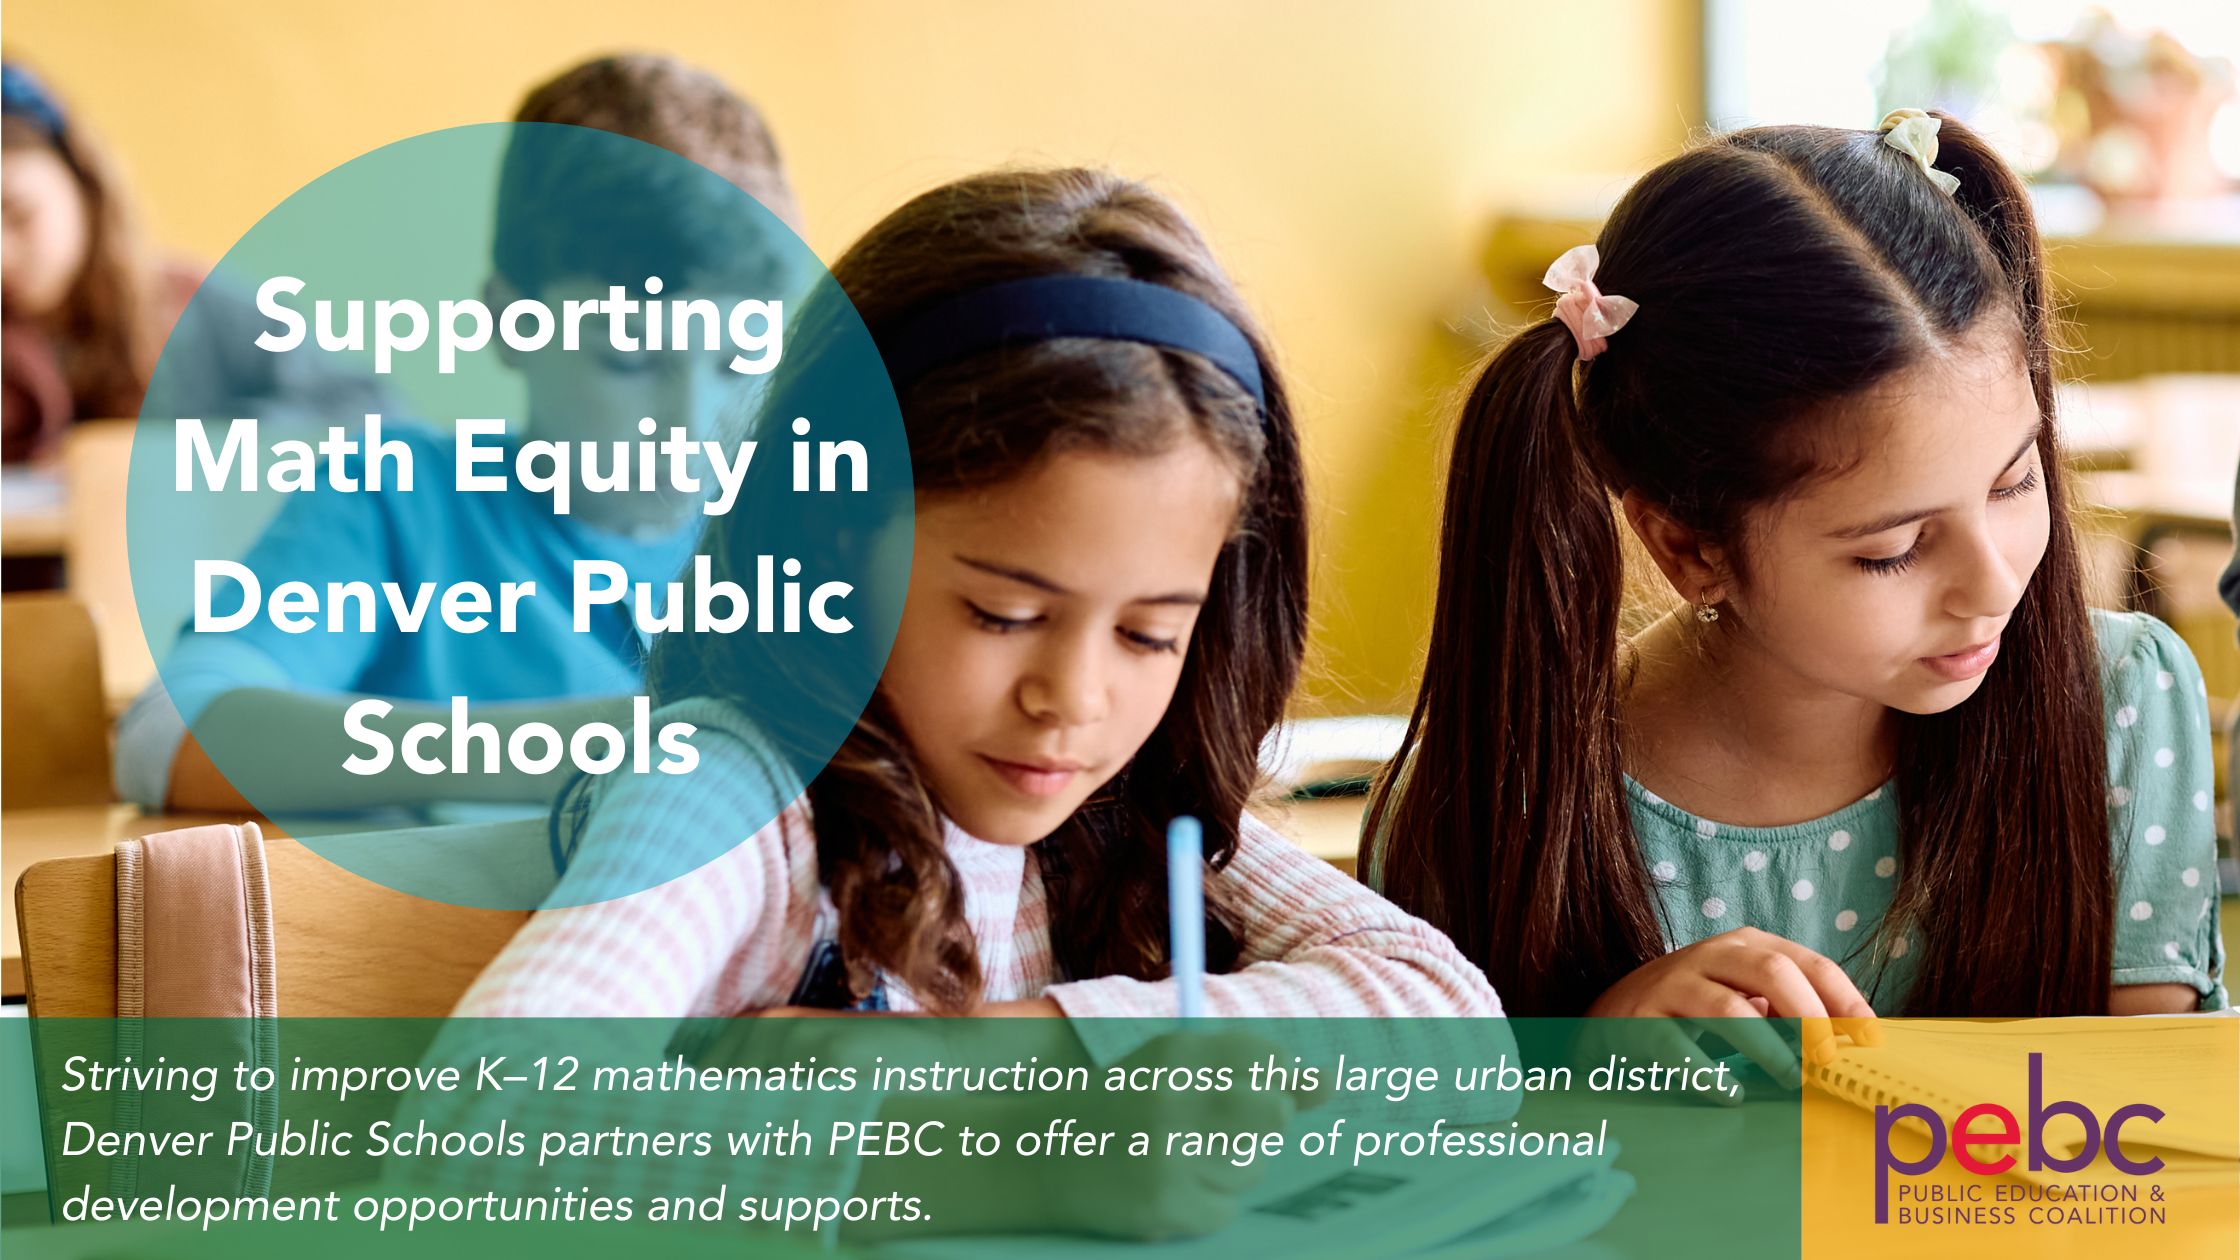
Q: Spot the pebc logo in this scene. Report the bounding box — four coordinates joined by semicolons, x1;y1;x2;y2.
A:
1874;1053;2162;1223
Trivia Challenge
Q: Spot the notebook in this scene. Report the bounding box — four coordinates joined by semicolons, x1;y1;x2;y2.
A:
1805;1017;2239;1186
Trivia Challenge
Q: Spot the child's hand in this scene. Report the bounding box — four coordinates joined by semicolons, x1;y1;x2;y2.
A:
1585;927;1880;1081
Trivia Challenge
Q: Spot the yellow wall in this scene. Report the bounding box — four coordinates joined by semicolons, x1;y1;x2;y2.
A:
10;0;1697;713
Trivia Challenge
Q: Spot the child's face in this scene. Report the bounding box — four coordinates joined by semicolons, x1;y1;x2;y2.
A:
1726;330;2049;715
881;438;1244;845
0;146;90;319
502;275;752;534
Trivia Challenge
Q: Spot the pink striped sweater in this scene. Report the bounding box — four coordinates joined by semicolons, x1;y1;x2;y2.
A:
414;700;1509;1231
455;698;1503;1024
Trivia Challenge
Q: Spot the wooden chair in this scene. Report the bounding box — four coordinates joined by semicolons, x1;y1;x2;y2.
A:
16;820;546;1214
13;819;542;1017
1;592;111;808
61;418;154;714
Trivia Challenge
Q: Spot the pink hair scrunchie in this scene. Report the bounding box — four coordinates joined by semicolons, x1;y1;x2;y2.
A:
1543;244;1639;361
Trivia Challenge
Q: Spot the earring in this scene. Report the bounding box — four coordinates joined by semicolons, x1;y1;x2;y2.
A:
1694;600;1720;624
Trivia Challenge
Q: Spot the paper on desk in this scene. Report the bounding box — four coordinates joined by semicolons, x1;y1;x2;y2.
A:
880;1141;1632;1260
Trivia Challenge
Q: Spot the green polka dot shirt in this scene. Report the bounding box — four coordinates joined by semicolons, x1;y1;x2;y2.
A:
1630;610;2228;1011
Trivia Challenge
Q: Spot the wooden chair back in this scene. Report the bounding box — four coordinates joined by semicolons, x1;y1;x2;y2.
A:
1;592;111;808
14;819;541;1017
61;418;153;713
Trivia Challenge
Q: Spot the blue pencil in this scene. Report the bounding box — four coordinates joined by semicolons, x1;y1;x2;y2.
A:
1167;816;1205;1019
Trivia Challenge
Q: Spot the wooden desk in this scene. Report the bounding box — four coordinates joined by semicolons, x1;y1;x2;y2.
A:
1;1059;2226;1253
0;468;67;559
3;797;1370;1001
2082;469;2234;535
0;513;64;559
2;806;264;997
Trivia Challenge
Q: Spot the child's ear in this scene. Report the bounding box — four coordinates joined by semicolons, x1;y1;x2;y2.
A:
483;273;525;370
1620;491;1731;604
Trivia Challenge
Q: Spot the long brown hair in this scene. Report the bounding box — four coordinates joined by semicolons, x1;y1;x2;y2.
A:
1365;115;2111;1017
616;168;1307;1010
2;104;166;421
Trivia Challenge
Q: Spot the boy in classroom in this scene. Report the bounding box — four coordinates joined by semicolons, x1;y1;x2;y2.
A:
114;53;805;818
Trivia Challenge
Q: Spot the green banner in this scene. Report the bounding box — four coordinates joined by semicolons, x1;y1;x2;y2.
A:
8;1017;1806;1257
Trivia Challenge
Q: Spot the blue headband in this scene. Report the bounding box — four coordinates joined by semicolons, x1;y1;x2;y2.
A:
878;275;1268;410
1;64;67;144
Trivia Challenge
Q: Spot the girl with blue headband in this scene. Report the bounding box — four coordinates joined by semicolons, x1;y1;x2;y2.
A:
452;167;1503;1239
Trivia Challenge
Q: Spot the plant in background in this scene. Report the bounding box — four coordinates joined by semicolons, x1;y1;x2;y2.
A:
1874;0;2015;125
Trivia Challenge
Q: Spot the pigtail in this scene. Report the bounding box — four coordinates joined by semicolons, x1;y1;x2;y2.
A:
816;705;985;1010
1885;115;2114;1014
1365;321;1664;1015
1926;112;2059;392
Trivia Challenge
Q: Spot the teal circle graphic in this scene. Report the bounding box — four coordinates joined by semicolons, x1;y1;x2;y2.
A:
130;123;909;907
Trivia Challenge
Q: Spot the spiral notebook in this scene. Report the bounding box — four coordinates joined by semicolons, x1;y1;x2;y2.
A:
1805;1018;2239;1186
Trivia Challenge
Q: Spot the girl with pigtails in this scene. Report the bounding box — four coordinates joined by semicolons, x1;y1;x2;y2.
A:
1367;112;2226;1059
